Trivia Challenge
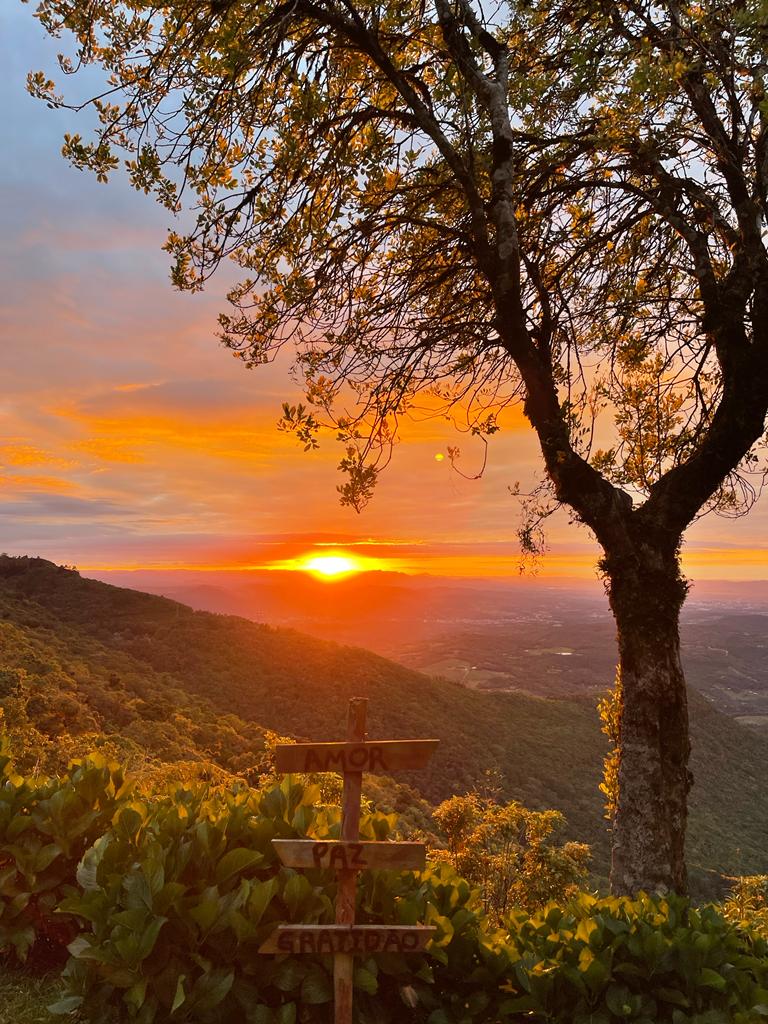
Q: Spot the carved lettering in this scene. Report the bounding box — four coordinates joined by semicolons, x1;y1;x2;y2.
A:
261;926;435;955
348;745;367;769
311;842;328;868
369;745;387;772
274;739;438;775
329;846;347;869
273;839;427;872
304;748;347;772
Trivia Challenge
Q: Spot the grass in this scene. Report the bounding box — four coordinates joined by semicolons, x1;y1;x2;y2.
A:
0;969;60;1024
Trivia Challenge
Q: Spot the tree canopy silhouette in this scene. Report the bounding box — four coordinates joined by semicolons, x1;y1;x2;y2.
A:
30;0;768;894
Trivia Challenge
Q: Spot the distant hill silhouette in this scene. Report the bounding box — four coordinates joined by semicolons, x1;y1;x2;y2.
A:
1;554;767;891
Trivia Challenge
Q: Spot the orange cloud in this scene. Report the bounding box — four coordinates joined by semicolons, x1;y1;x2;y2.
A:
60;411;299;469
0;472;77;494
0;443;75;469
71;438;145;464
681;547;768;579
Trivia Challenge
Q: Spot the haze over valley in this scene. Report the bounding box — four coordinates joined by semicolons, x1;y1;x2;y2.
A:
91;567;768;729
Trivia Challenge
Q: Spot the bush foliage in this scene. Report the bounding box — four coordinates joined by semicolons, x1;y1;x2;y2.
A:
2;746;768;1023
723;876;768;938
432;793;590;918
0;748;507;1023
0;741;129;965
503;894;768;1024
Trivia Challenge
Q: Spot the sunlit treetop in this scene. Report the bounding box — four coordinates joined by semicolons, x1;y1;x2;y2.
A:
29;0;768;527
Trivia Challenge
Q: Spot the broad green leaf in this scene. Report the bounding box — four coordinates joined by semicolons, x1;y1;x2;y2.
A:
249;877;279;925
274;957;305;992
171;975;186;1013
283;873;312;919
274;1003;296;1024
699;968;727;992
190;968;234;1012
354;966;378;995
301;964;332;1004
216;847;262;885
47;995;84;1015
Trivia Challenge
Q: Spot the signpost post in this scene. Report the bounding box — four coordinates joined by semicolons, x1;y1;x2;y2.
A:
259;698;438;1024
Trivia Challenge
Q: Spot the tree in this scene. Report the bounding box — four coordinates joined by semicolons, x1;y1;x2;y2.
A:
432;793;590;918
28;0;768;894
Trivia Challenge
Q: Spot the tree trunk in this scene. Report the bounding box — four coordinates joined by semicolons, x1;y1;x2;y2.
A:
605;544;691;896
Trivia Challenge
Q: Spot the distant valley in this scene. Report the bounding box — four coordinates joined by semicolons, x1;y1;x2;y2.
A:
93;568;768;728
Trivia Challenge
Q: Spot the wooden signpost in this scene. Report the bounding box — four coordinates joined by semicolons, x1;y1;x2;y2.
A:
259;698;438;1024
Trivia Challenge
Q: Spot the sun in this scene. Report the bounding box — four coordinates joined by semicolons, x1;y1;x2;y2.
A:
301;554;362;579
265;549;392;578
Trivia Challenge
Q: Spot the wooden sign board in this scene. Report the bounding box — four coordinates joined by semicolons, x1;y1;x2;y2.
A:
274;739;438;775
260;924;436;955
264;699;438;1024
273;839;426;871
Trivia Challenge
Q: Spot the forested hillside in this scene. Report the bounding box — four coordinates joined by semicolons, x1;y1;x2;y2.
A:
1;555;767;885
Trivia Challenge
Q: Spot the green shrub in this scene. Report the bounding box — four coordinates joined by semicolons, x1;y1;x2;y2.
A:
0;741;129;964
502;892;768;1023
723;876;768;938
3;740;768;1024
54;775;508;1023
432;793;590;918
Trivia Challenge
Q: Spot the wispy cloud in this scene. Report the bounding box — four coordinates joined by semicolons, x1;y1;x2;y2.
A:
0;493;125;519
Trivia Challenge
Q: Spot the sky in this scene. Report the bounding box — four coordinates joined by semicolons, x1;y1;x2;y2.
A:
1;5;766;583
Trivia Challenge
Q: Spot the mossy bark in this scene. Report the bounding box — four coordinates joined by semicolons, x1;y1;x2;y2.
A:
605;547;691;896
